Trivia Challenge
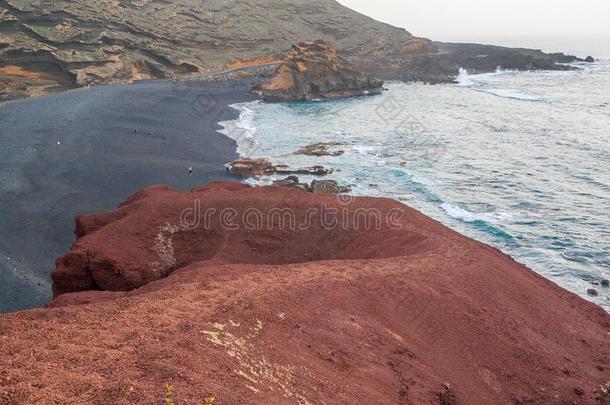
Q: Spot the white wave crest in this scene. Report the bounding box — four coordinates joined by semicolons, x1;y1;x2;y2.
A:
352;145;377;154
217;101;260;157
441;203;510;223
455;67;544;101
456;66;513;87
441;203;482;222
456;68;473;86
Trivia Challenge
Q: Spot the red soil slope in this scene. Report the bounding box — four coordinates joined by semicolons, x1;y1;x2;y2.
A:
1;182;608;404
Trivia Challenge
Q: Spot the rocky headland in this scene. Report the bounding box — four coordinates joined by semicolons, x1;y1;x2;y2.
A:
379;42;586;84
255;40;383;101
1;181;608;403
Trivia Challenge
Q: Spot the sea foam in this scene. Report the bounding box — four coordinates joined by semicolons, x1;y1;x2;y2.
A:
457;67;544;101
218;102;260;157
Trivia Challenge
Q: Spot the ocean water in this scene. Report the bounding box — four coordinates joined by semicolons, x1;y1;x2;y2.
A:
219;60;610;310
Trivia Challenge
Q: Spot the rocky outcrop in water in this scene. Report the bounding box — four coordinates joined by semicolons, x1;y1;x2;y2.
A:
271;176;351;193
295;142;345;157
1;181;607;403
227;157;332;177
256;40;383;101
310;179;351;194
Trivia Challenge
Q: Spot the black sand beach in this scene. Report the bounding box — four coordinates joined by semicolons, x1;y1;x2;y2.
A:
0;79;255;312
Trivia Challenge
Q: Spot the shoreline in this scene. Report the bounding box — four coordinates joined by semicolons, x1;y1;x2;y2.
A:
1;65;608;313
0;74;608;402
216;69;610;311
0;78;256;313
3;55;600;106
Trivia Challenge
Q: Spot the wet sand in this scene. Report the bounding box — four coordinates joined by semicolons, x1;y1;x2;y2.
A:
0;79;255;312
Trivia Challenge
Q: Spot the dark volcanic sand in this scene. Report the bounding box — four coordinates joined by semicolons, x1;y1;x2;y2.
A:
0;79;255;312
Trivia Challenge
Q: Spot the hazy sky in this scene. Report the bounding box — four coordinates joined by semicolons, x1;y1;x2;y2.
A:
338;0;609;40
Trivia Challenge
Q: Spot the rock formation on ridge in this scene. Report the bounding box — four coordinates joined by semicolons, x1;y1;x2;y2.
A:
256;40;383;101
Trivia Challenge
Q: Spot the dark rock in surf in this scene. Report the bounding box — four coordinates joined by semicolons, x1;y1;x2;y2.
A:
227;157;333;178
272;177;351;194
311;180;351;194
295;142;345;157
273;175;300;187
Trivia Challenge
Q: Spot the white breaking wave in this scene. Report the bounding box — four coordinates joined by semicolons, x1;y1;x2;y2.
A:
456;67;544;101
441;203;482;222
352;145;377;154
217;101;260;157
492;66;520;75
243;176;274;187
456;68;473;87
441;203;511;223
457;66;514;87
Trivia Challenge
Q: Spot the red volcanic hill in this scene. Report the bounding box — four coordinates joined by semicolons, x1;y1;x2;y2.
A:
1;181;609;404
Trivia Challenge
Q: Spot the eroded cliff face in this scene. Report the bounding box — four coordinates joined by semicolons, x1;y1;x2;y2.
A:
51;181;424;296
0;0;428;99
256;40;383;101
0;181;608;404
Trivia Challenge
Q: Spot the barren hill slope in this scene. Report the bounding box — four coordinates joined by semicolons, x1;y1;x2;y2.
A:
1;0;581;100
1;182;608;404
0;0;430;97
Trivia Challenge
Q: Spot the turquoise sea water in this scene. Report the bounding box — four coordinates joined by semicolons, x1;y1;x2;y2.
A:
220;61;610;309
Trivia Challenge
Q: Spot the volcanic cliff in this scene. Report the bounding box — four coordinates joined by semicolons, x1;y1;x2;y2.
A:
0;0;429;100
1;181;608;404
0;0;582;100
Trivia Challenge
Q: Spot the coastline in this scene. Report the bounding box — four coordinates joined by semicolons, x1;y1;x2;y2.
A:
0;78;256;312
0;71;608;403
216;64;610;311
1;0;608;399
3;64;606;313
